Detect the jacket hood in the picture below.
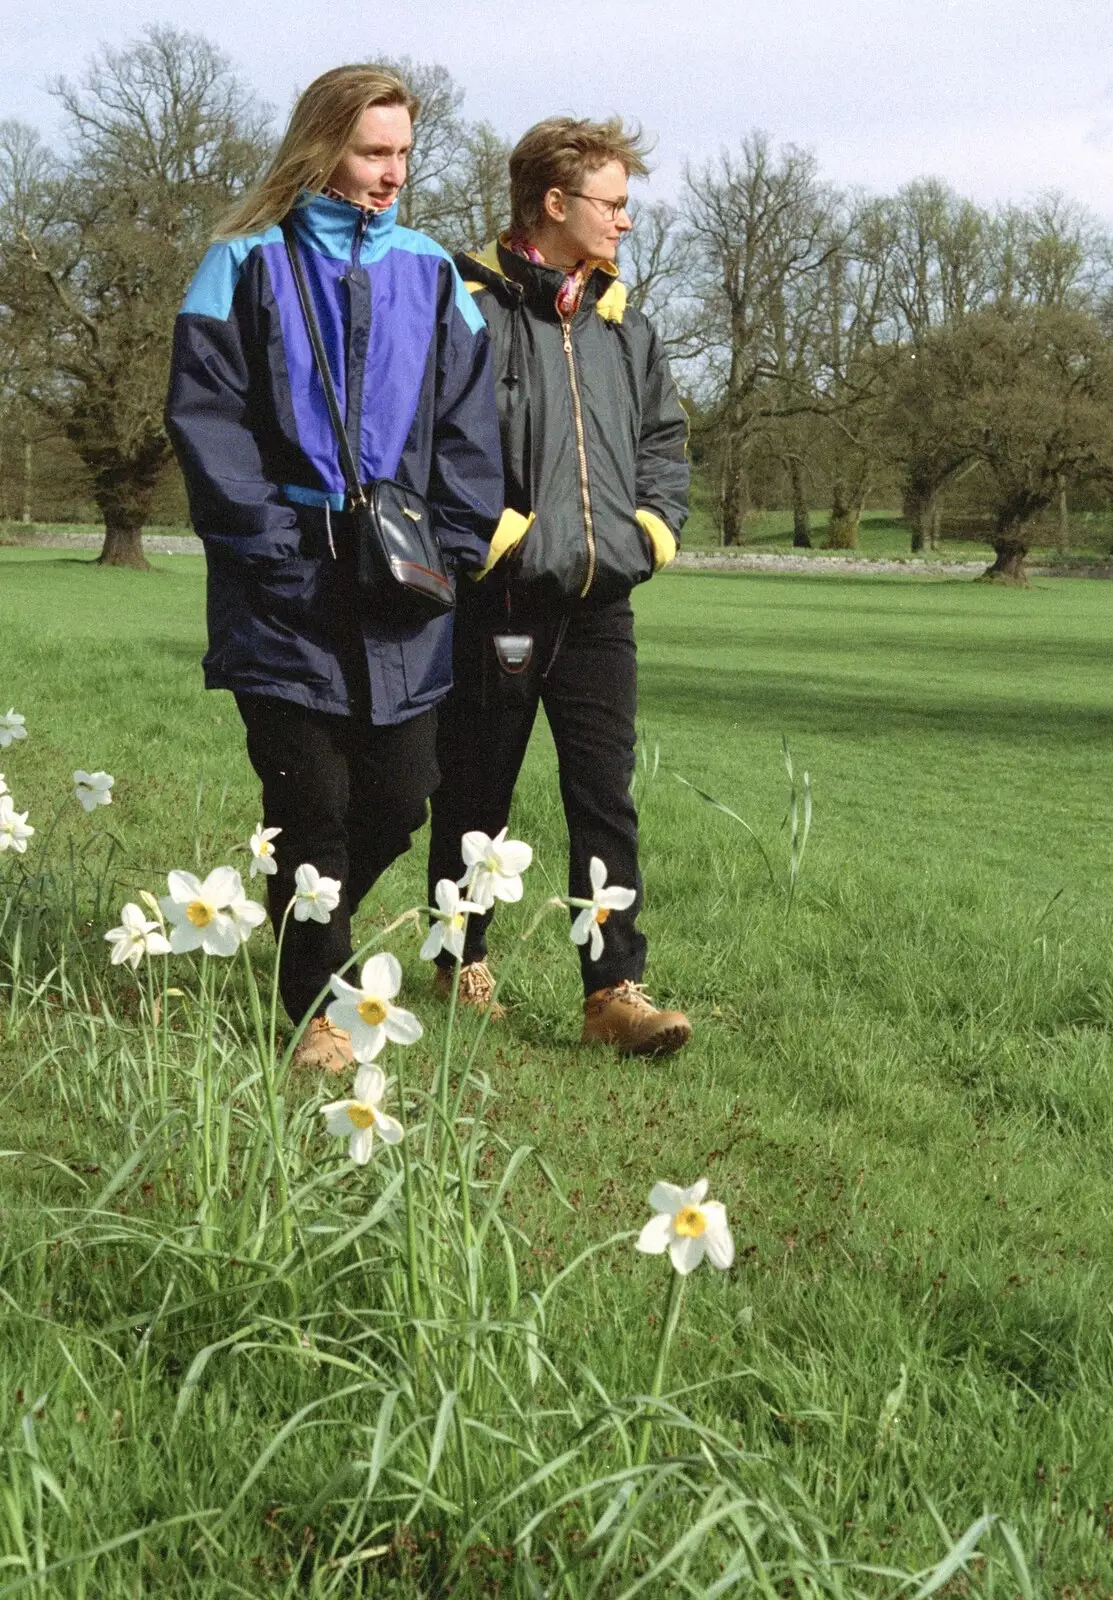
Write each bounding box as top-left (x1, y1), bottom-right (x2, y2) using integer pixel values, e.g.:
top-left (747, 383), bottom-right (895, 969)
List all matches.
top-left (458, 236), bottom-right (628, 323)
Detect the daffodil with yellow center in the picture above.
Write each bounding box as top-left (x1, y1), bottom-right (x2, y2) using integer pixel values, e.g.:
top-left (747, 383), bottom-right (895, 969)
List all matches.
top-left (160, 867), bottom-right (264, 957)
top-left (326, 952), bottom-right (423, 1062)
top-left (420, 878), bottom-right (485, 962)
top-left (249, 824), bottom-right (282, 878)
top-left (570, 856), bottom-right (636, 963)
top-left (321, 1065), bottom-right (404, 1164)
top-left (636, 1179), bottom-right (734, 1275)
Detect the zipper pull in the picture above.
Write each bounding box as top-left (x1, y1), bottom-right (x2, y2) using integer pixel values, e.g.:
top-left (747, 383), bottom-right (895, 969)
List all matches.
top-left (561, 317), bottom-right (572, 353)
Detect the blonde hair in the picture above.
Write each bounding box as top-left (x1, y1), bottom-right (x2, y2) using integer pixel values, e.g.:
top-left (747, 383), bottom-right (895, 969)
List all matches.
top-left (217, 64), bottom-right (419, 239)
top-left (508, 116), bottom-right (650, 235)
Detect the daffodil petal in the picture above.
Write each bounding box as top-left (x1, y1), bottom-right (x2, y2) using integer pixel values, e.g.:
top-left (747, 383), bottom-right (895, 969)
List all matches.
top-left (384, 1007), bottom-right (423, 1046)
top-left (601, 887), bottom-right (637, 912)
top-left (322, 1102), bottom-right (356, 1137)
top-left (460, 830), bottom-right (490, 867)
top-left (349, 1126), bottom-right (374, 1165)
top-left (375, 1113), bottom-right (404, 1145)
top-left (636, 1213), bottom-right (672, 1254)
top-left (589, 856), bottom-right (608, 892)
top-left (360, 952), bottom-right (402, 1000)
top-left (570, 907), bottom-right (594, 946)
top-left (668, 1233), bottom-right (706, 1275)
top-left (419, 924), bottom-right (444, 961)
top-left (496, 841), bottom-right (533, 875)
top-left (688, 1178), bottom-right (710, 1205)
top-left (201, 865), bottom-right (242, 907)
top-left (167, 870), bottom-right (203, 902)
top-left (703, 1220), bottom-right (735, 1270)
top-left (433, 878), bottom-right (460, 914)
top-left (353, 1064), bottom-right (385, 1103)
top-left (647, 1182), bottom-right (687, 1215)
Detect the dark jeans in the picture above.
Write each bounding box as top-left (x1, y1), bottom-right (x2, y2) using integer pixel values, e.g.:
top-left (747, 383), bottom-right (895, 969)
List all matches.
top-left (236, 693), bottom-right (438, 1024)
top-left (428, 591), bottom-right (646, 994)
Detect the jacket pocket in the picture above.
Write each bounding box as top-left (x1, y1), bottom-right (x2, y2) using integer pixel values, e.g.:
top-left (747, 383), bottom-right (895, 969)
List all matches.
top-left (253, 557), bottom-right (325, 625)
top-left (400, 613), bottom-right (454, 709)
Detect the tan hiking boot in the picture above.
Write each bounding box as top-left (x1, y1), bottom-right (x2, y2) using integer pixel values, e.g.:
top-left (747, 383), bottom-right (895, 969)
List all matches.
top-left (291, 1015), bottom-right (354, 1075)
top-left (581, 981), bottom-right (692, 1058)
top-left (433, 960), bottom-right (505, 1020)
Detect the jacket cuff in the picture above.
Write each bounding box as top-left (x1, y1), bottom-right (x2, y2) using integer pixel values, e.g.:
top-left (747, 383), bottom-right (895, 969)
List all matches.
top-left (472, 508), bottom-right (535, 581)
top-left (637, 508), bottom-right (677, 570)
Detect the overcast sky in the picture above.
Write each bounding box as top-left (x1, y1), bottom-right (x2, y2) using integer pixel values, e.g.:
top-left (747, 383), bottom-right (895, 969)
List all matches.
top-left (4, 0), bottom-right (1113, 222)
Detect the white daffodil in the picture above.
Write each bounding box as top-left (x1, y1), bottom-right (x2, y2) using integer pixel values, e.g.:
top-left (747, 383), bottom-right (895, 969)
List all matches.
top-left (460, 827), bottom-right (533, 911)
top-left (293, 862), bottom-right (341, 923)
top-left (0, 795), bottom-right (34, 854)
top-left (420, 878), bottom-right (484, 962)
top-left (0, 774), bottom-right (7, 797)
top-left (73, 770), bottom-right (114, 813)
top-left (636, 1179), bottom-right (735, 1276)
top-left (249, 824), bottom-right (281, 877)
top-left (160, 866), bottom-right (254, 957)
top-left (320, 1064), bottom-right (404, 1165)
top-left (0, 710), bottom-right (26, 750)
top-left (104, 903), bottom-right (173, 969)
top-left (326, 952), bottom-right (422, 1061)
top-left (569, 856), bottom-right (637, 963)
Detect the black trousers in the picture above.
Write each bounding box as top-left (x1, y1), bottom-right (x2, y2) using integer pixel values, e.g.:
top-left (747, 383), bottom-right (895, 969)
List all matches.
top-left (236, 693), bottom-right (438, 1024)
top-left (427, 591), bottom-right (646, 994)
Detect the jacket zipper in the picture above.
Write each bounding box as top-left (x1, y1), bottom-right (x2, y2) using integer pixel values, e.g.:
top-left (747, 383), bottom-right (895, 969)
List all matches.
top-left (560, 314), bottom-right (596, 596)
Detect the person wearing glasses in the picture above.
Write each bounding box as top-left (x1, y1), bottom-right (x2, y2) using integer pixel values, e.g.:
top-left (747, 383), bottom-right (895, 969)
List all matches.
top-left (427, 116), bottom-right (692, 1057)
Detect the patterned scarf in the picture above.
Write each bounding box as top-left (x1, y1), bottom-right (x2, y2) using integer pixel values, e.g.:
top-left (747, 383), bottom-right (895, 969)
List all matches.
top-left (505, 233), bottom-right (612, 319)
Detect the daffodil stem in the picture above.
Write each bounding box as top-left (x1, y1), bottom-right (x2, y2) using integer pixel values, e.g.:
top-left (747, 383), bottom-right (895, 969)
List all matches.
top-left (634, 1271), bottom-right (686, 1469)
top-left (394, 1052), bottom-right (423, 1355)
top-left (270, 897), bottom-right (296, 1067)
top-left (240, 941), bottom-right (293, 1262)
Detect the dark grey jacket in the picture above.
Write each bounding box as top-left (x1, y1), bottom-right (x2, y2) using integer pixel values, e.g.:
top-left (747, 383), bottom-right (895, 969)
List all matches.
top-left (458, 238), bottom-right (689, 608)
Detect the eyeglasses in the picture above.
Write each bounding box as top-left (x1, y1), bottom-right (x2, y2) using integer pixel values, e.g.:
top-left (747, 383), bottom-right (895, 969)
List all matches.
top-left (564, 190), bottom-right (630, 221)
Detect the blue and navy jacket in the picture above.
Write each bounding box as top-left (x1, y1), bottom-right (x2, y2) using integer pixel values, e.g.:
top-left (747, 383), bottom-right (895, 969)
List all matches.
top-left (165, 191), bottom-right (504, 723)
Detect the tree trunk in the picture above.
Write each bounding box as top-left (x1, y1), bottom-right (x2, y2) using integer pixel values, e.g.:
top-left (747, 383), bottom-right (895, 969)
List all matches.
top-left (21, 437), bottom-right (32, 525)
top-left (931, 501), bottom-right (943, 549)
top-left (1056, 475), bottom-right (1069, 552)
top-left (824, 476), bottom-right (860, 549)
top-left (94, 487), bottom-right (153, 570)
top-left (906, 486), bottom-right (937, 554)
top-left (720, 436), bottom-right (748, 546)
top-left (789, 458), bottom-right (811, 547)
top-left (979, 522), bottom-right (1030, 586)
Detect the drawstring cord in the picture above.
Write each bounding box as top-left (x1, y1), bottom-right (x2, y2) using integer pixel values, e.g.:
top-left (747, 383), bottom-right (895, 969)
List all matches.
top-left (324, 501), bottom-right (337, 560)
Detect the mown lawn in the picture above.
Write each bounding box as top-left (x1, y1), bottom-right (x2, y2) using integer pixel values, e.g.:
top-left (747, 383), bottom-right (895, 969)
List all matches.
top-left (2, 547), bottom-right (1113, 1595)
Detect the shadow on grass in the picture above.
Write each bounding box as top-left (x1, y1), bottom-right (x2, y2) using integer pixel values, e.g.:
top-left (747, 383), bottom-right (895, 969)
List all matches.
top-left (640, 661), bottom-right (1113, 745)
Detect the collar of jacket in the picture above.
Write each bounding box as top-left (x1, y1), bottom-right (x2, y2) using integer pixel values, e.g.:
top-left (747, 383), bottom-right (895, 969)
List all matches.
top-left (288, 189), bottom-right (400, 263)
top-left (459, 235), bottom-right (628, 324)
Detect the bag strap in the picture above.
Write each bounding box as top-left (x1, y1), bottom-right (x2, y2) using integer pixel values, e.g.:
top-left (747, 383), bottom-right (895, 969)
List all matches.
top-left (281, 215), bottom-right (366, 510)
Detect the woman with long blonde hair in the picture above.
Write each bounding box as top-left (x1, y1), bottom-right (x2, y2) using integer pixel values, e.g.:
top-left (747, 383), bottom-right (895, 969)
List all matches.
top-left (166, 64), bottom-right (503, 1071)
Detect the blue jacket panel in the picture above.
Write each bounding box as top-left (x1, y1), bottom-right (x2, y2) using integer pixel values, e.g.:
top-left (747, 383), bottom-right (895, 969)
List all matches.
top-left (165, 193), bottom-right (503, 723)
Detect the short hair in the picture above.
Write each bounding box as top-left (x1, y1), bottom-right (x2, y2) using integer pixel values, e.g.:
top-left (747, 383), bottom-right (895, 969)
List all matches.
top-left (218, 64), bottom-right (419, 239)
top-left (508, 117), bottom-right (651, 235)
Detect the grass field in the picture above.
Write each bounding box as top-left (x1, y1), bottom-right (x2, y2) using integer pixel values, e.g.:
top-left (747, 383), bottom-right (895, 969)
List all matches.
top-left (2, 547), bottom-right (1113, 1595)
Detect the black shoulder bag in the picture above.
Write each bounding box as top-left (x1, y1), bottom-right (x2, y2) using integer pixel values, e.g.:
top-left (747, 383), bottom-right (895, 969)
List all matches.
top-left (281, 217), bottom-right (454, 622)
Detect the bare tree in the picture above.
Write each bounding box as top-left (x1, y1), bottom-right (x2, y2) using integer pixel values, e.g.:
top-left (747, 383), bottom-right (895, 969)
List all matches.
top-left (0, 28), bottom-right (271, 567)
top-left (682, 133), bottom-right (839, 544)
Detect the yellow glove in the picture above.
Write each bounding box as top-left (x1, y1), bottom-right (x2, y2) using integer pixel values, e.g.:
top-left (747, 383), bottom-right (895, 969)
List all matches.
top-left (636, 508), bottom-right (677, 570)
top-left (472, 508), bottom-right (535, 580)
